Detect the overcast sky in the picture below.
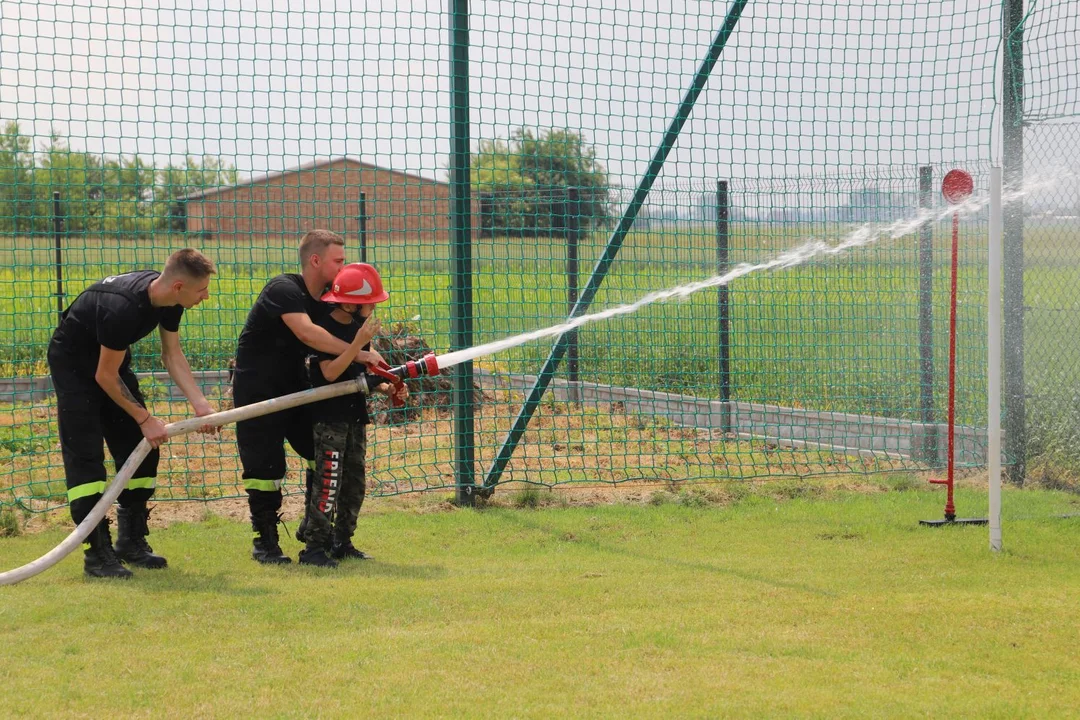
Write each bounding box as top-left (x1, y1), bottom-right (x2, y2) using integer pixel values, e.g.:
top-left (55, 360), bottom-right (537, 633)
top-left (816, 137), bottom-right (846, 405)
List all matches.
top-left (1, 0), bottom-right (1076, 189)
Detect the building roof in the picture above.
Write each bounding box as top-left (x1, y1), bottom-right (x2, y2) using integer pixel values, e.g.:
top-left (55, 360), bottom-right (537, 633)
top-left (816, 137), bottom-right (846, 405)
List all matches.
top-left (178, 156), bottom-right (446, 201)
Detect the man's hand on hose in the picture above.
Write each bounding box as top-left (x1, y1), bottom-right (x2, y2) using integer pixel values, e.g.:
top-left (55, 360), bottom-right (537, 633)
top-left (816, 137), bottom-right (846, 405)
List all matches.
top-left (193, 399), bottom-right (218, 435)
top-left (139, 413), bottom-right (169, 448)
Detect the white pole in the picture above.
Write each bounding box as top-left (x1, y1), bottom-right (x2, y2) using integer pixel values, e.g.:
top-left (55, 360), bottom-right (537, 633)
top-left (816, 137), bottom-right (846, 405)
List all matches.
top-left (988, 167), bottom-right (1003, 552)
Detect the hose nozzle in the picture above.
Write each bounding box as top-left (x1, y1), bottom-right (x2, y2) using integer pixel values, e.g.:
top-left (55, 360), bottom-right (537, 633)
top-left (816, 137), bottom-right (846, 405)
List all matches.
top-left (387, 353), bottom-right (440, 381)
top-left (367, 354), bottom-right (440, 407)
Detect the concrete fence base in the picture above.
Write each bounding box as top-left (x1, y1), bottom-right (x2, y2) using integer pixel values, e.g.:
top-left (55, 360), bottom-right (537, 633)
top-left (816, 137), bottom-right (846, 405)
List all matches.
top-left (471, 371), bottom-right (994, 466)
top-left (2, 369), bottom-right (994, 465)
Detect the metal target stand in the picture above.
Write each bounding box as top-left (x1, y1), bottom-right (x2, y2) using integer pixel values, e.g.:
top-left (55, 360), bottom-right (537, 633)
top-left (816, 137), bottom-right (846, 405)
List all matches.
top-left (920, 169), bottom-right (989, 528)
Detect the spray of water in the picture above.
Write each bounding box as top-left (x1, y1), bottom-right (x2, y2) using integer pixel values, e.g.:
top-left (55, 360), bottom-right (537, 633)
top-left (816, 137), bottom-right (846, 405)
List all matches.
top-left (434, 177), bottom-right (1056, 370)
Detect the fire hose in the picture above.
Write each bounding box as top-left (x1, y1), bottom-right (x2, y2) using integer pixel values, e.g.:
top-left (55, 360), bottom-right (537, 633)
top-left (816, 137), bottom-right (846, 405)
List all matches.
top-left (0, 354), bottom-right (440, 587)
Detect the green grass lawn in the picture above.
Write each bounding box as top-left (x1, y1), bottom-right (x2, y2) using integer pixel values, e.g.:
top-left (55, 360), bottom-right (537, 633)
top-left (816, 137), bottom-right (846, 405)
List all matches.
top-left (1, 484), bottom-right (1078, 717)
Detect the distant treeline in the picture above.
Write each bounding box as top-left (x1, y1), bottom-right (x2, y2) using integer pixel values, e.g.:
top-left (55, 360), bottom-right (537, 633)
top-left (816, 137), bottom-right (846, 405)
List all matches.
top-left (0, 121), bottom-right (236, 237)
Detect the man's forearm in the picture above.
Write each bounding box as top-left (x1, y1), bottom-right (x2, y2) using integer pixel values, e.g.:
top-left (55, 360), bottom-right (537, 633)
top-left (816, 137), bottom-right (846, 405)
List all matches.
top-left (162, 348), bottom-right (209, 408)
top-left (299, 324), bottom-right (352, 356)
top-left (96, 372), bottom-right (148, 421)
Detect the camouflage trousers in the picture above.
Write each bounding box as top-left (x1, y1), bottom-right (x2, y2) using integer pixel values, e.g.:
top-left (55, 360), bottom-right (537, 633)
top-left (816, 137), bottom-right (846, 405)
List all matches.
top-left (299, 422), bottom-right (367, 549)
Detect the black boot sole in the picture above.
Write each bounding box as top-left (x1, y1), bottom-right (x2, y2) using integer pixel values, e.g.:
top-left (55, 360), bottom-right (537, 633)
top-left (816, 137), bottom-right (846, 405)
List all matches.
top-left (118, 555), bottom-right (169, 570)
top-left (298, 557), bottom-right (339, 569)
top-left (84, 567), bottom-right (134, 579)
top-left (298, 560), bottom-right (339, 568)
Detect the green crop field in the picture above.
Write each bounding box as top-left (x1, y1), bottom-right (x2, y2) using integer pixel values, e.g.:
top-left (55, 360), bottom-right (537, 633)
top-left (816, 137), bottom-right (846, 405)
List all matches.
top-left (3, 221), bottom-right (1079, 512)
top-left (0, 224), bottom-right (1007, 421)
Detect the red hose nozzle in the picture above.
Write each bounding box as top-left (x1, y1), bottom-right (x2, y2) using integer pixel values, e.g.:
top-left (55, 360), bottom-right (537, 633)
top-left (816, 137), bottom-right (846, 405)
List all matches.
top-left (390, 353), bottom-right (440, 380)
top-left (368, 354), bottom-right (440, 407)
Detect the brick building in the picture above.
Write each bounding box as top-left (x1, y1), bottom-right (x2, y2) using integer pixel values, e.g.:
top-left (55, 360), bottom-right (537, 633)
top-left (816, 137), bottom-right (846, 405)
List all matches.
top-left (179, 157), bottom-right (460, 244)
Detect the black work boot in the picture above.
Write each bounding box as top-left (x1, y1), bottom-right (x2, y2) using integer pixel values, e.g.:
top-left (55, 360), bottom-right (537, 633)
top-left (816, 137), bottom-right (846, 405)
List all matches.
top-left (252, 512), bottom-right (292, 565)
top-left (84, 520), bottom-right (133, 580)
top-left (330, 541), bottom-right (371, 561)
top-left (298, 545), bottom-right (338, 568)
top-left (114, 504), bottom-right (168, 569)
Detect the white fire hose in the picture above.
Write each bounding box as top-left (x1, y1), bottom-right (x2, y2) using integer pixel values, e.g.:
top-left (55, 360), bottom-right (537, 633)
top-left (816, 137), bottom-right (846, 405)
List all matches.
top-left (0, 353), bottom-right (441, 587)
top-left (0, 375), bottom-right (373, 586)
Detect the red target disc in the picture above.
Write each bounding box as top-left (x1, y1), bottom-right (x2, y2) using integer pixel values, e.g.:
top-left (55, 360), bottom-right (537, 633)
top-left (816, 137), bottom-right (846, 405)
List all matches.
top-left (941, 169), bottom-right (974, 205)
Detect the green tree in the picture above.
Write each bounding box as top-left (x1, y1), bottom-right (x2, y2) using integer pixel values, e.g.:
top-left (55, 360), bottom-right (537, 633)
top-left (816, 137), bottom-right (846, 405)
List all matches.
top-left (4, 124), bottom-right (237, 237)
top-left (472, 128), bottom-right (609, 237)
top-left (153, 157), bottom-right (237, 231)
top-left (0, 121), bottom-right (36, 236)
top-left (98, 156), bottom-right (156, 236)
top-left (33, 138), bottom-right (162, 238)
top-left (31, 134), bottom-right (109, 236)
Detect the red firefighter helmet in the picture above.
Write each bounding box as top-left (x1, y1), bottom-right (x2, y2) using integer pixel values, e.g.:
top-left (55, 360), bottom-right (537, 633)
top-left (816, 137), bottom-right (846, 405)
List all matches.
top-left (321, 263), bottom-right (389, 305)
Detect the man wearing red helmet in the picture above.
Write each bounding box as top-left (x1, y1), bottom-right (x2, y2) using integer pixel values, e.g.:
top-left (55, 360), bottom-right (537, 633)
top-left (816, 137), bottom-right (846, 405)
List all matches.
top-left (233, 230), bottom-right (385, 565)
top-left (295, 263), bottom-right (407, 567)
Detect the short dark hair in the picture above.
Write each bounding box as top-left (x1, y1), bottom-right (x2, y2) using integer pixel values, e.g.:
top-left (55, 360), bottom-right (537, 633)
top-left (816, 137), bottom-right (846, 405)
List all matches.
top-left (163, 248), bottom-right (216, 280)
top-left (298, 229), bottom-right (345, 266)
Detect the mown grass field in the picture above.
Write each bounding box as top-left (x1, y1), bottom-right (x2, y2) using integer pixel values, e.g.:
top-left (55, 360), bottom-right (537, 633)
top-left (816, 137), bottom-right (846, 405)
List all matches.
top-left (1, 482), bottom-right (1078, 717)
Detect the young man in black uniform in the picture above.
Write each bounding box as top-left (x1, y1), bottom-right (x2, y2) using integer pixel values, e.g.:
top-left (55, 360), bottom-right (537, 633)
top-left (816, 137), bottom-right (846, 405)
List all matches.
top-left (48, 249), bottom-right (217, 579)
top-left (298, 263), bottom-right (407, 568)
top-left (233, 229), bottom-right (384, 564)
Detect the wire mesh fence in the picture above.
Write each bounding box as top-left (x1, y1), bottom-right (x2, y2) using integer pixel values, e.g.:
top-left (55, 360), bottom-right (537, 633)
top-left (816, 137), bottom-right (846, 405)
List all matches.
top-left (1013, 0), bottom-right (1080, 481)
top-left (0, 0), bottom-right (1075, 512)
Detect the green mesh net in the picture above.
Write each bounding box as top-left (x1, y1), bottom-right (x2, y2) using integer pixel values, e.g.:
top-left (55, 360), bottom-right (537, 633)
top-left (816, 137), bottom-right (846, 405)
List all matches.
top-left (0, 0), bottom-right (1074, 512)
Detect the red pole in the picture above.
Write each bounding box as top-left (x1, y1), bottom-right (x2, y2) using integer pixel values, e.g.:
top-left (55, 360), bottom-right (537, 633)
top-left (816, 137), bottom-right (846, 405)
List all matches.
top-left (945, 210), bottom-right (959, 520)
top-left (925, 169), bottom-right (973, 525)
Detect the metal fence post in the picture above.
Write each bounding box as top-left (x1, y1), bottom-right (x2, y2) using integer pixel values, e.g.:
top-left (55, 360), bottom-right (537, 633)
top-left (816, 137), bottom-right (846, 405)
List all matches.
top-left (566, 187), bottom-right (580, 404)
top-left (358, 191), bottom-right (367, 264)
top-left (716, 180), bottom-right (732, 434)
top-left (52, 191), bottom-right (65, 321)
top-left (1002, 0), bottom-right (1026, 484)
top-left (917, 165), bottom-right (936, 463)
top-left (449, 0), bottom-right (475, 505)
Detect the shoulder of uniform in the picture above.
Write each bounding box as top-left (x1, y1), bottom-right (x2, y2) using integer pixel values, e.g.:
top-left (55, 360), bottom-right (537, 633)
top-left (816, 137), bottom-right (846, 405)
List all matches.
top-left (260, 274), bottom-right (292, 292)
top-left (269, 273), bottom-right (305, 288)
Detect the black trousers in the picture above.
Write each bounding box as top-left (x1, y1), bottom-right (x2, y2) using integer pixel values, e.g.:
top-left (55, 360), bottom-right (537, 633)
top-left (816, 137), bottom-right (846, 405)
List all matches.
top-left (233, 372), bottom-right (316, 515)
top-left (49, 351), bottom-right (158, 525)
